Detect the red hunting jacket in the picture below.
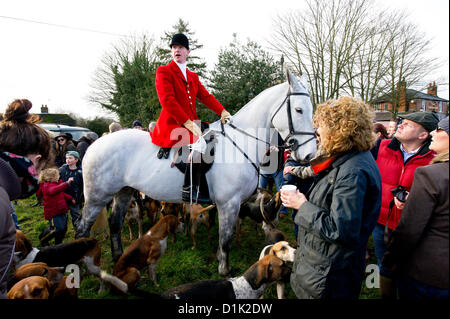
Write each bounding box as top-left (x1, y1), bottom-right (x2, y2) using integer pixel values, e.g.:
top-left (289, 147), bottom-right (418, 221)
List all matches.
top-left (36, 181), bottom-right (72, 220)
top-left (151, 61), bottom-right (225, 148)
top-left (376, 138), bottom-right (435, 230)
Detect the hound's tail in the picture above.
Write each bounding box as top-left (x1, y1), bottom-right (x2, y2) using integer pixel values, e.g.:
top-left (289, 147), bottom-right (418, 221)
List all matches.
top-left (100, 271), bottom-right (128, 294)
top-left (82, 255), bottom-right (128, 293)
top-left (198, 204), bottom-right (216, 214)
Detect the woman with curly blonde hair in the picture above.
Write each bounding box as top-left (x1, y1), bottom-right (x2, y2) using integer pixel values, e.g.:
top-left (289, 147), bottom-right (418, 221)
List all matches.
top-left (281, 96), bottom-right (382, 299)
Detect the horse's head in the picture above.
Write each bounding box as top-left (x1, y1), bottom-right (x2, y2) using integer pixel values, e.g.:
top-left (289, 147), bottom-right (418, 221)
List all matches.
top-left (271, 70), bottom-right (317, 163)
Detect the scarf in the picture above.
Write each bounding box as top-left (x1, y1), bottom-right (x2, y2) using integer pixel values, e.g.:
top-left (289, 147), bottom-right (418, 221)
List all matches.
top-left (0, 151), bottom-right (40, 199)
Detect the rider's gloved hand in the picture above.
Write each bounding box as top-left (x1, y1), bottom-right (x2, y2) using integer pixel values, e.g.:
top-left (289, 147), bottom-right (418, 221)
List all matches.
top-left (220, 110), bottom-right (231, 124)
top-left (183, 119), bottom-right (202, 137)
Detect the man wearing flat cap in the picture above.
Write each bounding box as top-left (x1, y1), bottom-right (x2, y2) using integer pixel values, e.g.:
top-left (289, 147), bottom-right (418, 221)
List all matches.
top-left (151, 33), bottom-right (230, 203)
top-left (372, 111), bottom-right (440, 299)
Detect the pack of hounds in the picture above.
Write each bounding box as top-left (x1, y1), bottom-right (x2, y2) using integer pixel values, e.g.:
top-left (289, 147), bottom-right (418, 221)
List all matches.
top-left (8, 188), bottom-right (297, 299)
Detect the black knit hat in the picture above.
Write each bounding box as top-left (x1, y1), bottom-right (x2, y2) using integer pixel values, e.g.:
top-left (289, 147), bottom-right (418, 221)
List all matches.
top-left (132, 120), bottom-right (142, 128)
top-left (399, 111), bottom-right (439, 132)
top-left (170, 33), bottom-right (189, 50)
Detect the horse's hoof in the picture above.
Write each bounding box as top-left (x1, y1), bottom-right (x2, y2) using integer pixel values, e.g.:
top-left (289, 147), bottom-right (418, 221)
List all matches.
top-left (218, 264), bottom-right (230, 276)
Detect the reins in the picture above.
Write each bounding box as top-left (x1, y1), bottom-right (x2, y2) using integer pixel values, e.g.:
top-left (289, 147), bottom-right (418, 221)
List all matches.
top-left (216, 89), bottom-right (316, 177)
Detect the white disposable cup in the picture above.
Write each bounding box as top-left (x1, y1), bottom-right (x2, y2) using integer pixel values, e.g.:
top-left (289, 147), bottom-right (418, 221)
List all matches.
top-left (281, 185), bottom-right (297, 193)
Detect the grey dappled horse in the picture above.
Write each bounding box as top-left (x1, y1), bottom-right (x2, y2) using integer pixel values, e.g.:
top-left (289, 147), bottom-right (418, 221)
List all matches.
top-left (76, 71), bottom-right (316, 276)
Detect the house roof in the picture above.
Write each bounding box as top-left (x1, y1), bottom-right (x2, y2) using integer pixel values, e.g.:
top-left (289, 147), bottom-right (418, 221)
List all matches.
top-left (373, 89), bottom-right (449, 104)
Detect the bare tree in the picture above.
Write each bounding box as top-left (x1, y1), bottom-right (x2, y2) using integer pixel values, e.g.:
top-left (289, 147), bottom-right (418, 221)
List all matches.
top-left (269, 0), bottom-right (439, 114)
top-left (270, 0), bottom-right (372, 106)
top-left (86, 34), bottom-right (161, 125)
top-left (382, 20), bottom-right (438, 118)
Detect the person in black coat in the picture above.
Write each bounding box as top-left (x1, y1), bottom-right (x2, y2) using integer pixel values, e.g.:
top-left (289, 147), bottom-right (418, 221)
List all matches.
top-left (281, 97), bottom-right (382, 299)
top-left (0, 99), bottom-right (53, 298)
top-left (76, 132), bottom-right (98, 162)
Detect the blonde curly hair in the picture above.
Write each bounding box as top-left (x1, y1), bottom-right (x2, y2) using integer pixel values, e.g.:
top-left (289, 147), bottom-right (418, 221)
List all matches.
top-left (39, 167), bottom-right (60, 183)
top-left (313, 96), bottom-right (376, 157)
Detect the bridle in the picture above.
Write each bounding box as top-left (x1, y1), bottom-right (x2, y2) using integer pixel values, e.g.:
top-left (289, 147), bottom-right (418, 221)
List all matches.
top-left (269, 90), bottom-right (316, 151)
top-left (219, 89), bottom-right (316, 173)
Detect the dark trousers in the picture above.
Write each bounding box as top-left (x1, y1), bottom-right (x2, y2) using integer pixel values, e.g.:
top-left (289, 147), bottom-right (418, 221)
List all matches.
top-left (68, 204), bottom-right (80, 230)
top-left (397, 273), bottom-right (449, 300)
top-left (40, 214), bottom-right (67, 246)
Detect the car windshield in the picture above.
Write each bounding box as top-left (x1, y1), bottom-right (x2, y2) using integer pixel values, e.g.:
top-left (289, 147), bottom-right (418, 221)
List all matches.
top-left (66, 130), bottom-right (89, 141)
top-left (38, 124), bottom-right (92, 142)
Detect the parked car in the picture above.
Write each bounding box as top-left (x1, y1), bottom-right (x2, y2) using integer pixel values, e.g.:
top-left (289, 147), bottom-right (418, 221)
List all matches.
top-left (38, 123), bottom-right (94, 142)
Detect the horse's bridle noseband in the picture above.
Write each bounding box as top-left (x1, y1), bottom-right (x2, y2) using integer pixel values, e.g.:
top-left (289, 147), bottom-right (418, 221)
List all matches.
top-left (270, 91), bottom-right (316, 151)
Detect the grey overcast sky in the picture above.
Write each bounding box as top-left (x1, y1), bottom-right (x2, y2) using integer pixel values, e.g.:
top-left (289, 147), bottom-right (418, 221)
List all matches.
top-left (0, 0), bottom-right (448, 120)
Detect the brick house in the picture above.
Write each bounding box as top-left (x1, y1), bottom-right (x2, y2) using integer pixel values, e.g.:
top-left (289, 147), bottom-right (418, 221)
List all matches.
top-left (372, 81), bottom-right (448, 116)
top-left (35, 104), bottom-right (77, 126)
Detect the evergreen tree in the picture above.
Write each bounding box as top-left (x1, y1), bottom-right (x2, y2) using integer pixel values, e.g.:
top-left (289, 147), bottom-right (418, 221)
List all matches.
top-left (156, 18), bottom-right (207, 78)
top-left (208, 34), bottom-right (283, 115)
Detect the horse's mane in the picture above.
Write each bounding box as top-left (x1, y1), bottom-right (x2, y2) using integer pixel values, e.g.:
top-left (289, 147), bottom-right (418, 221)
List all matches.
top-left (232, 76), bottom-right (309, 119)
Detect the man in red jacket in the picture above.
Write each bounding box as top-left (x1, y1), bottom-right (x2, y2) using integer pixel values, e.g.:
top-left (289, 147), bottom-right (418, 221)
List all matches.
top-left (151, 33), bottom-right (230, 203)
top-left (373, 111), bottom-right (439, 299)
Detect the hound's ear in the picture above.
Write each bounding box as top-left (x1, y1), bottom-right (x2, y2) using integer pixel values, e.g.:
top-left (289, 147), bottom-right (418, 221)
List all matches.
top-left (41, 267), bottom-right (49, 277)
top-left (275, 192), bottom-right (281, 206)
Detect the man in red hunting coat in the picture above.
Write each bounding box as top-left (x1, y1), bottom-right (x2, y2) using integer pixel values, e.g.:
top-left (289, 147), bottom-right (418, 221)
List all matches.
top-left (151, 33), bottom-right (231, 203)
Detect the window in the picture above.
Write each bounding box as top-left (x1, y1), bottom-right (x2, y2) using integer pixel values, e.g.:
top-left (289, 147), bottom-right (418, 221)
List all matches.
top-left (439, 102), bottom-right (442, 112)
top-left (384, 104), bottom-right (388, 111)
top-left (422, 101), bottom-right (426, 111)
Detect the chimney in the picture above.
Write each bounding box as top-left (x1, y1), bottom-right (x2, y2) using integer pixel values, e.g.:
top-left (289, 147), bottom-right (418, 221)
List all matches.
top-left (397, 78), bottom-right (407, 111)
top-left (41, 104), bottom-right (48, 113)
top-left (427, 82), bottom-right (437, 97)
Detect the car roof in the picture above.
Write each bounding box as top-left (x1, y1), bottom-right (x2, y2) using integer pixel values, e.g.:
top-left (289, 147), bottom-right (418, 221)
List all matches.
top-left (38, 123), bottom-right (89, 131)
top-left (38, 123), bottom-right (92, 141)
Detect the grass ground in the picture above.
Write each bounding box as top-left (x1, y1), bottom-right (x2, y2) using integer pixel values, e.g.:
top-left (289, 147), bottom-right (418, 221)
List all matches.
top-left (12, 194), bottom-right (380, 299)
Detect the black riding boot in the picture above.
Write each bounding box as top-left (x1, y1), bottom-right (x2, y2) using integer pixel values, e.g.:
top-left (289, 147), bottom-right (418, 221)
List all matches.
top-left (182, 162), bottom-right (211, 204)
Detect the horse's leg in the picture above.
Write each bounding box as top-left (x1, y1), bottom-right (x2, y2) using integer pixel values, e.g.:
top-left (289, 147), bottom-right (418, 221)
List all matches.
top-left (76, 198), bottom-right (112, 239)
top-left (109, 187), bottom-right (134, 261)
top-left (216, 199), bottom-right (240, 276)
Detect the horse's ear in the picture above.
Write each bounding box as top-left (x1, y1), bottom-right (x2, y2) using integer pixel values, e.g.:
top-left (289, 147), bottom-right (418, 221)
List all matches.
top-left (286, 68), bottom-right (292, 85)
top-left (286, 68), bottom-right (300, 91)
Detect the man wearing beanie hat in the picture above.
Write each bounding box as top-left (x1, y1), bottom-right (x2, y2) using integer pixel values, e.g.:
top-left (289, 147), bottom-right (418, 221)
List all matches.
top-left (59, 150), bottom-right (83, 230)
top-left (372, 111), bottom-right (439, 299)
top-left (151, 32), bottom-right (231, 204)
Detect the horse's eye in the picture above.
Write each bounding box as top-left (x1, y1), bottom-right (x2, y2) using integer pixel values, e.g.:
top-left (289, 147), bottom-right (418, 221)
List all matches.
top-left (295, 107), bottom-right (303, 114)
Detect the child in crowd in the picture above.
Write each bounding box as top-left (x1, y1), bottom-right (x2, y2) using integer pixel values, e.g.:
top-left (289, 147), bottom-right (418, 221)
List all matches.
top-left (59, 151), bottom-right (83, 230)
top-left (37, 168), bottom-right (74, 246)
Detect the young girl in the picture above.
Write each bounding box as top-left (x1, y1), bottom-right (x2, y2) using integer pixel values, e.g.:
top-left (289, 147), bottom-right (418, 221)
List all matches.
top-left (37, 168), bottom-right (75, 245)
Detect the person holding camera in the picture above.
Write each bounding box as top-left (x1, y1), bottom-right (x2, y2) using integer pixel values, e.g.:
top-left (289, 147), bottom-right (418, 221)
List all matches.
top-left (382, 116), bottom-right (449, 299)
top-left (373, 111), bottom-right (439, 299)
